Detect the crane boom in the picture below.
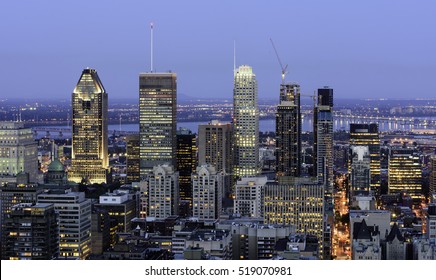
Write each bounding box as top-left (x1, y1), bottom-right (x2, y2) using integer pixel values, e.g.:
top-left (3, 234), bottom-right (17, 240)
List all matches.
top-left (270, 38), bottom-right (288, 84)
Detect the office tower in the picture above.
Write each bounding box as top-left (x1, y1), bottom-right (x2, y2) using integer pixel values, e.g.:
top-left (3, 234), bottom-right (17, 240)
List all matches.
top-left (146, 165), bottom-right (179, 218)
top-left (430, 156), bottom-right (436, 197)
top-left (388, 147), bottom-right (422, 201)
top-left (69, 68), bottom-right (109, 184)
top-left (139, 73), bottom-right (177, 177)
top-left (264, 177), bottom-right (325, 258)
top-left (313, 87), bottom-right (334, 195)
top-left (0, 121), bottom-right (38, 185)
top-left (176, 128), bottom-right (197, 205)
top-left (90, 208), bottom-right (112, 255)
top-left (233, 65), bottom-right (259, 179)
top-left (198, 120), bottom-right (233, 195)
top-left (349, 146), bottom-right (371, 195)
top-left (191, 165), bottom-right (223, 221)
top-left (349, 123), bottom-right (380, 196)
top-left (427, 204), bottom-right (436, 242)
top-left (234, 177), bottom-right (267, 218)
top-left (95, 191), bottom-right (136, 233)
top-left (37, 191), bottom-right (91, 259)
top-left (276, 83), bottom-right (301, 177)
top-left (2, 203), bottom-right (58, 260)
top-left (126, 134), bottom-right (140, 183)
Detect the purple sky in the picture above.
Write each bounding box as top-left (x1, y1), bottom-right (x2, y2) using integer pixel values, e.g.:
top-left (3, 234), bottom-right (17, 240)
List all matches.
top-left (1, 0), bottom-right (435, 100)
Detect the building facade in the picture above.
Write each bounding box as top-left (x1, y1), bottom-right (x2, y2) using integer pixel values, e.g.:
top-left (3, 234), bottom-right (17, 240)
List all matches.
top-left (69, 68), bottom-right (109, 184)
top-left (146, 165), bottom-right (179, 218)
top-left (139, 73), bottom-right (177, 176)
top-left (191, 165), bottom-right (223, 221)
top-left (126, 134), bottom-right (140, 183)
top-left (176, 128), bottom-right (197, 205)
top-left (234, 176), bottom-right (267, 218)
top-left (276, 84), bottom-right (301, 177)
top-left (233, 65), bottom-right (259, 179)
top-left (0, 122), bottom-right (38, 185)
top-left (349, 146), bottom-right (371, 195)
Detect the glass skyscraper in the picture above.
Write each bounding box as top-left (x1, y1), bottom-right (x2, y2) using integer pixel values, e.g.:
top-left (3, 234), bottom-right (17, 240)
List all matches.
top-left (69, 68), bottom-right (109, 184)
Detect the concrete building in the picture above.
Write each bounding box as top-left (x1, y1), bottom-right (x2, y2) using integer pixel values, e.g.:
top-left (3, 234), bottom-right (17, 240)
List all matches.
top-left (385, 223), bottom-right (407, 260)
top-left (95, 191), bottom-right (136, 233)
top-left (263, 177), bottom-right (325, 258)
top-left (0, 121), bottom-right (38, 185)
top-left (69, 68), bottom-right (109, 184)
top-left (191, 165), bottom-right (223, 221)
top-left (198, 120), bottom-right (233, 195)
top-left (233, 65), bottom-right (259, 179)
top-left (234, 177), bottom-right (267, 218)
top-left (139, 73), bottom-right (177, 176)
top-left (349, 210), bottom-right (391, 242)
top-left (352, 219), bottom-right (382, 260)
top-left (349, 146), bottom-right (371, 195)
top-left (146, 165), bottom-right (179, 218)
top-left (37, 191), bottom-right (91, 259)
top-left (2, 203), bottom-right (58, 260)
top-left (430, 156), bottom-right (436, 197)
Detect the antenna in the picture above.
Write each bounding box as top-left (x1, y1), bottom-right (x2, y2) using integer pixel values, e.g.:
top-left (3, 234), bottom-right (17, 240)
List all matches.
top-left (150, 22), bottom-right (154, 72)
top-left (270, 38), bottom-right (288, 84)
top-left (233, 40), bottom-right (236, 76)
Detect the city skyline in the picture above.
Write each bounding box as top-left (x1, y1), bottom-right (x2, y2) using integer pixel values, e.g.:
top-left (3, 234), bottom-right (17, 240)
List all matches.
top-left (1, 1), bottom-right (436, 101)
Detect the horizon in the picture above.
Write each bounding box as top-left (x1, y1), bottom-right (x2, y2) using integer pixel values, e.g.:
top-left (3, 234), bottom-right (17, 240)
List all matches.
top-left (1, 1), bottom-right (436, 100)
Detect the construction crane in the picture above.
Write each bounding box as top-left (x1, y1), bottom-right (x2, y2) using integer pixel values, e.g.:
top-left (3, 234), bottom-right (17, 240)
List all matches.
top-left (270, 38), bottom-right (288, 84)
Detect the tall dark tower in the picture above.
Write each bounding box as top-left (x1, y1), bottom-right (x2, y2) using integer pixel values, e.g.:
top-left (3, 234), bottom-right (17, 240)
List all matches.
top-left (69, 68), bottom-right (109, 184)
top-left (314, 87), bottom-right (334, 195)
top-left (276, 83), bottom-right (301, 177)
top-left (139, 73), bottom-right (177, 177)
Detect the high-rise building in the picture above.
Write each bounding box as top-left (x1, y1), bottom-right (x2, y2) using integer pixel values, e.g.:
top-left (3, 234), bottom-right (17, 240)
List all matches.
top-left (349, 124), bottom-right (381, 196)
top-left (233, 65), bottom-right (259, 180)
top-left (0, 121), bottom-right (38, 185)
top-left (313, 87), bottom-right (333, 195)
top-left (388, 147), bottom-right (422, 201)
top-left (198, 120), bottom-right (233, 195)
top-left (95, 191), bottom-right (136, 233)
top-left (2, 203), bottom-right (58, 260)
top-left (191, 165), bottom-right (223, 221)
top-left (126, 134), bottom-right (140, 183)
top-left (430, 156), bottom-right (436, 198)
top-left (69, 68), bottom-right (109, 184)
top-left (349, 146), bottom-right (371, 195)
top-left (37, 191), bottom-right (91, 259)
top-left (264, 177), bottom-right (325, 258)
top-left (276, 83), bottom-right (301, 177)
top-left (176, 128), bottom-right (197, 204)
top-left (139, 73), bottom-right (177, 177)
top-left (146, 165), bottom-right (179, 218)
top-left (234, 177), bottom-right (267, 218)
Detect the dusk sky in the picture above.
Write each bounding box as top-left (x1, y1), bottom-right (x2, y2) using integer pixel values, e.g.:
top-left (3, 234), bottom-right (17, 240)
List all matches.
top-left (1, 0), bottom-right (436, 101)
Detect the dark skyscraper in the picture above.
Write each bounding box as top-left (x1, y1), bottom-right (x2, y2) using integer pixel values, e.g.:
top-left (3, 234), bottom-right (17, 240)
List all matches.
top-left (69, 68), bottom-right (109, 184)
top-left (126, 134), bottom-right (140, 183)
top-left (139, 73), bottom-right (177, 177)
top-left (314, 87), bottom-right (334, 195)
top-left (176, 128), bottom-right (197, 205)
top-left (276, 83), bottom-right (301, 177)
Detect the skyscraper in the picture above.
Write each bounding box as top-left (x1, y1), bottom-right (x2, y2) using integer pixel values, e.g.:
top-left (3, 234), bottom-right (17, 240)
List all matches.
top-left (198, 120), bottom-right (233, 195)
top-left (430, 156), bottom-right (436, 197)
top-left (139, 73), bottom-right (177, 177)
top-left (126, 134), bottom-right (140, 183)
top-left (69, 68), bottom-right (109, 184)
top-left (176, 128), bottom-right (197, 204)
top-left (2, 203), bottom-right (58, 260)
top-left (388, 147), bottom-right (422, 201)
top-left (0, 122), bottom-right (38, 185)
top-left (349, 123), bottom-right (381, 196)
top-left (146, 165), bottom-right (179, 218)
top-left (191, 165), bottom-right (223, 221)
top-left (314, 87), bottom-right (334, 195)
top-left (276, 83), bottom-right (301, 177)
top-left (233, 65), bottom-right (259, 180)
top-left (349, 146), bottom-right (371, 195)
